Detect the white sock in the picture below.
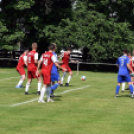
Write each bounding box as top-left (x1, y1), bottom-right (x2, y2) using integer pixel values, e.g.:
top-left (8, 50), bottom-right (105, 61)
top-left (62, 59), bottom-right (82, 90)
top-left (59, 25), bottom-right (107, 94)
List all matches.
top-left (25, 83), bottom-right (30, 92)
top-left (122, 83), bottom-right (126, 91)
top-left (39, 87), bottom-right (46, 101)
top-left (46, 86), bottom-right (51, 100)
top-left (17, 80), bottom-right (23, 86)
top-left (61, 72), bottom-right (66, 84)
top-left (38, 82), bottom-right (42, 92)
top-left (61, 77), bottom-right (64, 84)
top-left (67, 75), bottom-right (72, 83)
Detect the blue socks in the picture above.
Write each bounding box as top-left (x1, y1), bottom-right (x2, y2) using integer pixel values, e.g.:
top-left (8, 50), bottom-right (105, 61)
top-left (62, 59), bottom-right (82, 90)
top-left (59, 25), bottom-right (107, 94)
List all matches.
top-left (51, 83), bottom-right (59, 94)
top-left (129, 85), bottom-right (133, 94)
top-left (115, 85), bottom-right (120, 94)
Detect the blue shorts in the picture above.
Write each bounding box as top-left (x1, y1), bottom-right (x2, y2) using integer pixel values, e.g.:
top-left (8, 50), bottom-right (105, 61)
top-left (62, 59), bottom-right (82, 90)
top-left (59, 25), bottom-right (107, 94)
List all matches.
top-left (118, 75), bottom-right (131, 83)
top-left (51, 74), bottom-right (60, 82)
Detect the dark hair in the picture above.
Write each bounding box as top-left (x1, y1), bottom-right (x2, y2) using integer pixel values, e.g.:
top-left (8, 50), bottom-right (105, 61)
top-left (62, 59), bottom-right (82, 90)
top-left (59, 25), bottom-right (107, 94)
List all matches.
top-left (123, 49), bottom-right (129, 54)
top-left (67, 47), bottom-right (72, 51)
top-left (48, 44), bottom-right (56, 51)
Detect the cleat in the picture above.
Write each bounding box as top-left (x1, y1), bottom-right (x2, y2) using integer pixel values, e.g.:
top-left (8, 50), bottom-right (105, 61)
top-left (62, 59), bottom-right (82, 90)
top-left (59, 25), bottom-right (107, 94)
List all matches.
top-left (50, 94), bottom-right (55, 97)
top-left (115, 95), bottom-right (118, 98)
top-left (125, 88), bottom-right (129, 90)
top-left (37, 91), bottom-right (40, 95)
top-left (65, 83), bottom-right (69, 87)
top-left (47, 98), bottom-right (54, 102)
top-left (15, 85), bottom-right (22, 89)
top-left (38, 100), bottom-right (45, 103)
top-left (25, 92), bottom-right (29, 95)
top-left (131, 94), bottom-right (134, 98)
top-left (20, 85), bottom-right (24, 88)
top-left (121, 90), bottom-right (124, 93)
top-left (60, 84), bottom-right (63, 87)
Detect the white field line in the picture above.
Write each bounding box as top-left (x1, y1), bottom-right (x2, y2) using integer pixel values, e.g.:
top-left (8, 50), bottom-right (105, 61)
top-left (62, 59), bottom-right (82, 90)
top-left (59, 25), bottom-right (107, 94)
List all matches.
top-left (0, 76), bottom-right (20, 81)
top-left (0, 85), bottom-right (90, 107)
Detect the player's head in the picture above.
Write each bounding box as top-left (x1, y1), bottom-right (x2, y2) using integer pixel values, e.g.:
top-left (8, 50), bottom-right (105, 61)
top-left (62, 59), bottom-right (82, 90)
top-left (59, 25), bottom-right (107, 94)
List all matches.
top-left (48, 44), bottom-right (56, 51)
top-left (24, 49), bottom-right (29, 55)
top-left (123, 49), bottom-right (129, 55)
top-left (32, 43), bottom-right (37, 50)
top-left (52, 43), bottom-right (57, 52)
top-left (127, 52), bottom-right (131, 56)
top-left (66, 47), bottom-right (72, 55)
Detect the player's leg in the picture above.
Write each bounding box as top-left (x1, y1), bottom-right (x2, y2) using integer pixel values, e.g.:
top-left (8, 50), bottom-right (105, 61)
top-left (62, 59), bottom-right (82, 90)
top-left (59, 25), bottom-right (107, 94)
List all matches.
top-left (38, 84), bottom-right (47, 103)
top-left (16, 75), bottom-right (26, 88)
top-left (126, 75), bottom-right (133, 97)
top-left (37, 76), bottom-right (42, 95)
top-left (51, 74), bottom-right (60, 96)
top-left (46, 84), bottom-right (54, 102)
top-left (115, 75), bottom-right (122, 97)
top-left (25, 78), bottom-right (32, 95)
top-left (25, 71), bottom-right (32, 94)
top-left (121, 82), bottom-right (126, 92)
top-left (16, 69), bottom-right (26, 88)
top-left (60, 71), bottom-right (67, 86)
top-left (65, 69), bottom-right (73, 87)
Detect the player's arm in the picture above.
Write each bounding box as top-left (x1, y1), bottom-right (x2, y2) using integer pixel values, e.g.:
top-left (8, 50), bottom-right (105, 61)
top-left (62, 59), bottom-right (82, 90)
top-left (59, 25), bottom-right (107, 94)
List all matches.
top-left (24, 56), bottom-right (27, 66)
top-left (127, 64), bottom-right (134, 73)
top-left (116, 59), bottom-right (119, 68)
top-left (58, 53), bottom-right (64, 58)
top-left (36, 55), bottom-right (43, 76)
top-left (52, 55), bottom-right (67, 71)
top-left (34, 53), bottom-right (38, 64)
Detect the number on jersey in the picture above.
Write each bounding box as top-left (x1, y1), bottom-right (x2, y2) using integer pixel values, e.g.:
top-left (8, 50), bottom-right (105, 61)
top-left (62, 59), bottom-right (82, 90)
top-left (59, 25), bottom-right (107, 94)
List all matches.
top-left (44, 59), bottom-right (48, 66)
top-left (28, 57), bottom-right (31, 63)
top-left (121, 59), bottom-right (124, 66)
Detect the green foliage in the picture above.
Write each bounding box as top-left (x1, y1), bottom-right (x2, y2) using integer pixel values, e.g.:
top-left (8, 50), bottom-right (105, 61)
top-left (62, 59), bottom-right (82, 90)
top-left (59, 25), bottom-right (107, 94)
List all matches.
top-left (2, 45), bottom-right (13, 51)
top-left (0, 0), bottom-right (134, 62)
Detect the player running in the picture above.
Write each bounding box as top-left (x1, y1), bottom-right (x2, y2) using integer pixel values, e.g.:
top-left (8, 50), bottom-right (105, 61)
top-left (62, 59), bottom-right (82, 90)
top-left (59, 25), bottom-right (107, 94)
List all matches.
top-left (16, 50), bottom-right (29, 88)
top-left (37, 44), bottom-right (67, 103)
top-left (50, 43), bottom-right (62, 97)
top-left (25, 43), bottom-right (42, 95)
top-left (59, 48), bottom-right (78, 87)
top-left (115, 50), bottom-right (134, 98)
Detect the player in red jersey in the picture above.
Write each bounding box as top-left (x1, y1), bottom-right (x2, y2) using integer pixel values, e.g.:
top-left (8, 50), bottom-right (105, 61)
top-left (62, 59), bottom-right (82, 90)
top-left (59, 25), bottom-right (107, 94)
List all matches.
top-left (16, 50), bottom-right (29, 88)
top-left (37, 44), bottom-right (67, 103)
top-left (59, 48), bottom-right (78, 87)
top-left (25, 43), bottom-right (42, 95)
top-left (122, 52), bottom-right (134, 92)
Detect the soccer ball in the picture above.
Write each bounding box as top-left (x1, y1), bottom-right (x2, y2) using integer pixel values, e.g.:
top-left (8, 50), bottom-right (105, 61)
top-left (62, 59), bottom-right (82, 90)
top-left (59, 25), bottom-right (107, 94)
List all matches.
top-left (81, 76), bottom-right (86, 81)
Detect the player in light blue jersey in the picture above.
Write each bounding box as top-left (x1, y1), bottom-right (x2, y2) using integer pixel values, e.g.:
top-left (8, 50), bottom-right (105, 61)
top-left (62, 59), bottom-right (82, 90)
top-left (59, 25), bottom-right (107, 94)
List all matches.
top-left (115, 50), bottom-right (134, 98)
top-left (50, 43), bottom-right (62, 97)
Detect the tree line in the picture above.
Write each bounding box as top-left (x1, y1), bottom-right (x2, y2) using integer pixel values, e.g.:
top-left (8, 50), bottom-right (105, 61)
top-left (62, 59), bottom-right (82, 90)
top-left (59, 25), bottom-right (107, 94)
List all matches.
top-left (0, 0), bottom-right (134, 62)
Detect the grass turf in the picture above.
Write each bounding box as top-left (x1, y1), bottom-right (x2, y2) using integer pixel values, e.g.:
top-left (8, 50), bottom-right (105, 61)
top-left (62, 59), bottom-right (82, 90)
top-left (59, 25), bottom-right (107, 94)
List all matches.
top-left (0, 68), bottom-right (133, 134)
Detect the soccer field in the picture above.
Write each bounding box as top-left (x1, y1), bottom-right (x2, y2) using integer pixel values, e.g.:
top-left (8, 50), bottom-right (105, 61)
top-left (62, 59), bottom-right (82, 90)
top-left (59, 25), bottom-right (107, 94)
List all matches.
top-left (0, 68), bottom-right (134, 134)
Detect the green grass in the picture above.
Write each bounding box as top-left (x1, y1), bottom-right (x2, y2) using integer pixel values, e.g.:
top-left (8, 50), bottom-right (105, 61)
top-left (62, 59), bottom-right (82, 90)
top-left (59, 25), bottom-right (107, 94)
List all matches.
top-left (0, 68), bottom-right (134, 134)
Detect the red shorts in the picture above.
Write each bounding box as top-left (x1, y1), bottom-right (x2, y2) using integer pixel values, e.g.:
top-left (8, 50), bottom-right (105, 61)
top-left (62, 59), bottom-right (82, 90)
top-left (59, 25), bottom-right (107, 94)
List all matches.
top-left (61, 64), bottom-right (72, 72)
top-left (28, 71), bottom-right (40, 79)
top-left (41, 70), bottom-right (51, 84)
top-left (16, 67), bottom-right (25, 76)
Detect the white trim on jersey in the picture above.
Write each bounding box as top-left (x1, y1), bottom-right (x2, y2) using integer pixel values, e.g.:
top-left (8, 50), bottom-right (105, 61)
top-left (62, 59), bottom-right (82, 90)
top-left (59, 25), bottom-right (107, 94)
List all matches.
top-left (51, 55), bottom-right (57, 63)
top-left (34, 53), bottom-right (38, 60)
top-left (40, 55), bottom-right (43, 61)
top-left (23, 56), bottom-right (27, 61)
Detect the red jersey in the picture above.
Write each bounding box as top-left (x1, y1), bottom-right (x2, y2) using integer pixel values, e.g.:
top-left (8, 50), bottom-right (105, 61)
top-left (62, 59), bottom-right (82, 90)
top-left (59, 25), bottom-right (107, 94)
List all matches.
top-left (62, 52), bottom-right (70, 65)
top-left (128, 56), bottom-right (133, 73)
top-left (27, 51), bottom-right (38, 71)
top-left (16, 53), bottom-right (26, 69)
top-left (41, 52), bottom-right (54, 73)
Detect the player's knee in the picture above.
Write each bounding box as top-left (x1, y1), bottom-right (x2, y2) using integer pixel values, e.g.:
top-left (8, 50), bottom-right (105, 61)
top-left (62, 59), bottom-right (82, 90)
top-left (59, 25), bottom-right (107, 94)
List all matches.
top-left (69, 72), bottom-right (73, 76)
top-left (63, 72), bottom-right (66, 78)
